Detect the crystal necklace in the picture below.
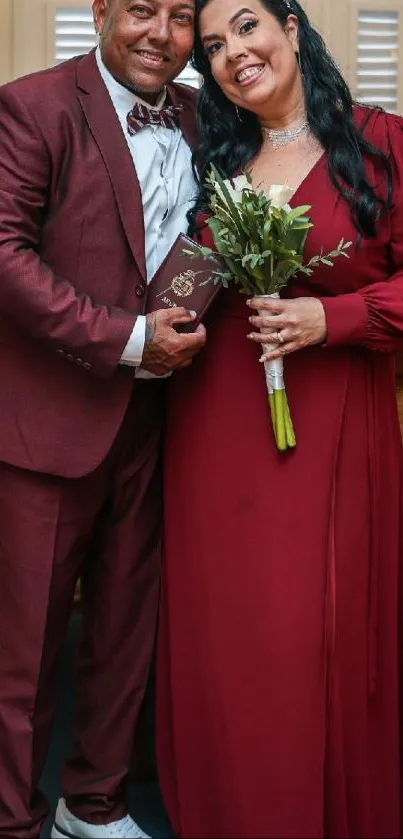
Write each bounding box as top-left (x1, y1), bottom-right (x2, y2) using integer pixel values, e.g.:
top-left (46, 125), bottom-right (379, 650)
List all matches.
top-left (263, 118), bottom-right (309, 151)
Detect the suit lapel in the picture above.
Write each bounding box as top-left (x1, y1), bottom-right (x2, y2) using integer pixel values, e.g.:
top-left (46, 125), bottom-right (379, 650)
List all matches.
top-left (75, 53), bottom-right (199, 281)
top-left (76, 50), bottom-right (146, 279)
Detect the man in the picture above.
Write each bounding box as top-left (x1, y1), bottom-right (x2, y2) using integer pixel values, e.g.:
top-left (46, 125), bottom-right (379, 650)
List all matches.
top-left (0, 1), bottom-right (203, 837)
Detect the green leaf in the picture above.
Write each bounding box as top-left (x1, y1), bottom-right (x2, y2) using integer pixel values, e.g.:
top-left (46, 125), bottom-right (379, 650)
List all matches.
top-left (208, 165), bottom-right (244, 238)
top-left (242, 253), bottom-right (263, 269)
top-left (284, 205), bottom-right (312, 223)
top-left (283, 228), bottom-right (309, 255)
top-left (262, 217), bottom-right (273, 254)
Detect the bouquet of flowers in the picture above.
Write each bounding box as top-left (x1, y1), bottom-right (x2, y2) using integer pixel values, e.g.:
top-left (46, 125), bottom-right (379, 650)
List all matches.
top-left (192, 166), bottom-right (351, 451)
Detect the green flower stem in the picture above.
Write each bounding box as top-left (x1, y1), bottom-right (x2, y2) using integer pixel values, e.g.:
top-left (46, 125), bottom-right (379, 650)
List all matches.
top-left (268, 392), bottom-right (277, 437)
top-left (274, 389), bottom-right (287, 452)
top-left (284, 392), bottom-right (296, 449)
top-left (268, 388), bottom-right (296, 451)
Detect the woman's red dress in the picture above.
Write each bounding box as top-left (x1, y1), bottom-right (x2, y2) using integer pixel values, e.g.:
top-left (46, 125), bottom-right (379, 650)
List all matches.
top-left (156, 109), bottom-right (403, 838)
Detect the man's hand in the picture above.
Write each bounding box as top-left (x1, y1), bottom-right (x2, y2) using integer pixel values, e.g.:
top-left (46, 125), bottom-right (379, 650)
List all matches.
top-left (141, 308), bottom-right (206, 376)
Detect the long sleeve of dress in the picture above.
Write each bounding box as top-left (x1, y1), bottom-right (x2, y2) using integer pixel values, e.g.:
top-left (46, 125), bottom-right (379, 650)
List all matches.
top-left (321, 113), bottom-right (403, 353)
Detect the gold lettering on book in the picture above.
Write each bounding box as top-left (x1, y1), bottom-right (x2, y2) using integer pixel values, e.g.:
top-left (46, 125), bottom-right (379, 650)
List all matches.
top-left (160, 296), bottom-right (176, 307)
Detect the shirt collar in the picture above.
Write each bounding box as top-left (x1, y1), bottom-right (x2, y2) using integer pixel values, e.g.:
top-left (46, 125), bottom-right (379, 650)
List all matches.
top-left (95, 46), bottom-right (168, 112)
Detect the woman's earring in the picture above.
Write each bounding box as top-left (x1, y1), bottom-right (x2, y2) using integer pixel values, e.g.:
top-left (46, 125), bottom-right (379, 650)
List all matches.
top-left (235, 105), bottom-right (243, 123)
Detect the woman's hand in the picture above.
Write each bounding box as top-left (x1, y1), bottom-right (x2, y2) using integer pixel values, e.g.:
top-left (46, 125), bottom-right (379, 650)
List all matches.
top-left (247, 296), bottom-right (327, 361)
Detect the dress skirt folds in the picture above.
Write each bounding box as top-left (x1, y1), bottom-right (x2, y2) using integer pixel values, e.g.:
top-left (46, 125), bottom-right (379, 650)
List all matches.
top-left (156, 109), bottom-right (403, 838)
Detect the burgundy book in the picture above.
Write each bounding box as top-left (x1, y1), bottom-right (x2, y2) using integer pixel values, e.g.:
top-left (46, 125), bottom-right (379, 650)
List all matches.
top-left (145, 233), bottom-right (224, 333)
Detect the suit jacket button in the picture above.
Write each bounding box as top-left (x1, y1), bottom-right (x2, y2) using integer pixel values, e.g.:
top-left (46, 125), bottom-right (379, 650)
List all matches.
top-left (83, 362), bottom-right (91, 370)
top-left (66, 353), bottom-right (74, 362)
top-left (57, 348), bottom-right (64, 355)
top-left (135, 284), bottom-right (146, 297)
top-left (76, 358), bottom-right (83, 366)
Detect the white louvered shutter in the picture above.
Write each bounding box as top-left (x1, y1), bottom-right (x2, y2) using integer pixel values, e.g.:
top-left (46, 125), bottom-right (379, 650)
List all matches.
top-left (356, 9), bottom-right (400, 112)
top-left (53, 7), bottom-right (97, 63)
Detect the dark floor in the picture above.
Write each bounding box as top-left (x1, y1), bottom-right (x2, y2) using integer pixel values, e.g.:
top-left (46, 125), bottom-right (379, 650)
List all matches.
top-left (39, 614), bottom-right (172, 838)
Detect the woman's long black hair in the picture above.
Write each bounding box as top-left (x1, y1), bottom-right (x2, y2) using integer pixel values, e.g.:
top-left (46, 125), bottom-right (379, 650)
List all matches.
top-left (188, 0), bottom-right (392, 238)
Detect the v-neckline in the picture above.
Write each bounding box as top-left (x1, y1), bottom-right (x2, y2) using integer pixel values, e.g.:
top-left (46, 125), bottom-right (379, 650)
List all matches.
top-left (288, 151), bottom-right (326, 206)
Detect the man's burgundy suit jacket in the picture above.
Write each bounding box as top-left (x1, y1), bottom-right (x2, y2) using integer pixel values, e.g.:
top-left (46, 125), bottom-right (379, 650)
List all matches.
top-left (0, 49), bottom-right (198, 478)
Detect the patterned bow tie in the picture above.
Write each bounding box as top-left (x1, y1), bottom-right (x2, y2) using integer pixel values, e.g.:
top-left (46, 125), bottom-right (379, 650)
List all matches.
top-left (127, 101), bottom-right (184, 135)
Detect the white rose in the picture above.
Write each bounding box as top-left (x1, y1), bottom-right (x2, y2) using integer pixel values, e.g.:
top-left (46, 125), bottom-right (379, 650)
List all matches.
top-left (265, 183), bottom-right (295, 209)
top-left (214, 174), bottom-right (250, 206)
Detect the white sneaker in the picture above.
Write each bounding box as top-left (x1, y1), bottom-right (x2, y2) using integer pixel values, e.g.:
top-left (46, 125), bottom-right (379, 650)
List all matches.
top-left (51, 798), bottom-right (151, 838)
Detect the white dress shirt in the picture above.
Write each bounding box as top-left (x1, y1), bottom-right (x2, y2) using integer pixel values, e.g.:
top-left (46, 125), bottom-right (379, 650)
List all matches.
top-left (95, 48), bottom-right (198, 370)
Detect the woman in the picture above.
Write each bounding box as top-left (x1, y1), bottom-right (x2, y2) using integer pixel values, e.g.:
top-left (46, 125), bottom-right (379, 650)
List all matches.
top-left (156, 0), bottom-right (403, 836)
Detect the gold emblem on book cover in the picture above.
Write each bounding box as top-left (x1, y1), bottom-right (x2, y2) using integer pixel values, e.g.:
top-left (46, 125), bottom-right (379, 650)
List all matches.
top-left (157, 269), bottom-right (202, 300)
top-left (171, 270), bottom-right (197, 297)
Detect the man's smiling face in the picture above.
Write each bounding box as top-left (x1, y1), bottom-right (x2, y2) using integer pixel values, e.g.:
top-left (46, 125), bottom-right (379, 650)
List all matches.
top-left (93, 0), bottom-right (195, 103)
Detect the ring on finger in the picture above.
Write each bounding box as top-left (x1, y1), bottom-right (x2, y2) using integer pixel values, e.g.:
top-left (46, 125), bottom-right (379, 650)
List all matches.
top-left (276, 331), bottom-right (285, 345)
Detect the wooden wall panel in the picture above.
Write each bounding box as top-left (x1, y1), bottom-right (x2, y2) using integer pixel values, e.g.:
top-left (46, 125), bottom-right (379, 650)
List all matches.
top-left (0, 0), bottom-right (12, 84)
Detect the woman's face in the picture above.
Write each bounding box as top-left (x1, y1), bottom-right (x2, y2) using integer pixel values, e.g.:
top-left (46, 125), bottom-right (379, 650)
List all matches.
top-left (199, 0), bottom-right (301, 120)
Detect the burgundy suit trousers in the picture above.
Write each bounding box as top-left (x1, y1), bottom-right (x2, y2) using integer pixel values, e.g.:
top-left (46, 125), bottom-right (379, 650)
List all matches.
top-left (0, 381), bottom-right (163, 838)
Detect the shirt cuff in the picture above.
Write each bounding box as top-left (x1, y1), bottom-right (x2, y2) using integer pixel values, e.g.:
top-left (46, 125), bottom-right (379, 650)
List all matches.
top-left (120, 316), bottom-right (146, 367)
top-left (120, 315), bottom-right (171, 379)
